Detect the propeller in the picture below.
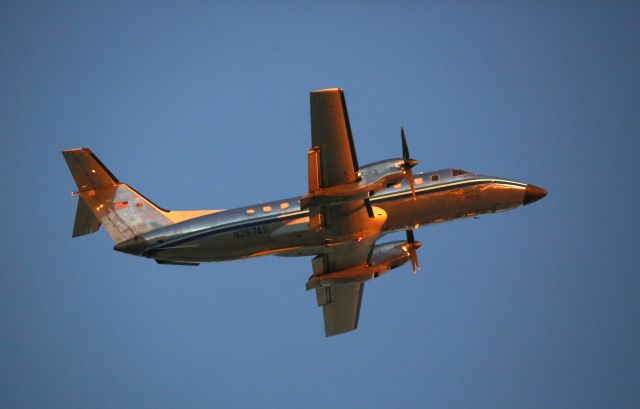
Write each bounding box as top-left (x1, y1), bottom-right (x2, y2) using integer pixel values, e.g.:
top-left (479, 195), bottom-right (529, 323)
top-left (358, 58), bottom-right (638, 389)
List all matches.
top-left (405, 228), bottom-right (422, 274)
top-left (401, 127), bottom-right (418, 199)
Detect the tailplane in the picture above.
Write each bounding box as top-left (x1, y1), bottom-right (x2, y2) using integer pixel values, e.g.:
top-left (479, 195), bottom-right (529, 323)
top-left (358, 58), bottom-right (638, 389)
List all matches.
top-left (62, 148), bottom-right (218, 244)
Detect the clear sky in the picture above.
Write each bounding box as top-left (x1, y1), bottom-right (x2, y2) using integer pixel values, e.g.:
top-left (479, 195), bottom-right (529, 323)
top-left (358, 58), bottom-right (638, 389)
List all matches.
top-left (1, 1), bottom-right (639, 408)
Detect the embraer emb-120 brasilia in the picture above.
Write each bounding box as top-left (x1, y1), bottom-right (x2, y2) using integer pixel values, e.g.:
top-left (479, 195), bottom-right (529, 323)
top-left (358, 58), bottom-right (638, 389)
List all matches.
top-left (63, 88), bottom-right (547, 336)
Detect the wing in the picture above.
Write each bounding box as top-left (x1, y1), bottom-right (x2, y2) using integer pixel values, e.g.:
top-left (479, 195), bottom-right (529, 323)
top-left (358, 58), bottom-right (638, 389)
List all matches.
top-left (306, 88), bottom-right (381, 336)
top-left (312, 239), bottom-right (375, 337)
top-left (307, 88), bottom-right (371, 234)
top-left (310, 88), bottom-right (359, 187)
top-left (316, 281), bottom-right (364, 336)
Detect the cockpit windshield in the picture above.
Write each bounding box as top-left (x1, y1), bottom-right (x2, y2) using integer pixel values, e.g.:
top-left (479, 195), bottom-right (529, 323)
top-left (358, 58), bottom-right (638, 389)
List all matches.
top-left (451, 169), bottom-right (469, 177)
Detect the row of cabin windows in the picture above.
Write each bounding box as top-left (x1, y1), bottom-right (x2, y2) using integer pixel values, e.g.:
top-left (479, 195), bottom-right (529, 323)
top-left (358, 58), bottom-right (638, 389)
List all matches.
top-left (246, 202), bottom-right (290, 215)
top-left (391, 176), bottom-right (428, 189)
top-left (246, 170), bottom-right (471, 214)
top-left (395, 172), bottom-right (467, 187)
top-left (390, 169), bottom-right (469, 189)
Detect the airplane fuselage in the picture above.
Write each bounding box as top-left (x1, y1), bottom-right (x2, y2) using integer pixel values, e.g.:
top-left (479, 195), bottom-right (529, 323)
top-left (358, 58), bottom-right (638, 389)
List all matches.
top-left (115, 169), bottom-right (544, 264)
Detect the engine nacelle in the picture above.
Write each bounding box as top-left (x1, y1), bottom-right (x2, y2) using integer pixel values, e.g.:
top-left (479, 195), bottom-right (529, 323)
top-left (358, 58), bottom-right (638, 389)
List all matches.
top-left (306, 240), bottom-right (411, 290)
top-left (368, 240), bottom-right (412, 270)
top-left (300, 158), bottom-right (407, 208)
top-left (358, 158), bottom-right (407, 189)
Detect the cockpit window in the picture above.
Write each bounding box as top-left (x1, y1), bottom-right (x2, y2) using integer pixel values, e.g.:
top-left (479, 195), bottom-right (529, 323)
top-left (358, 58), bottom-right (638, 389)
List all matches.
top-left (451, 169), bottom-right (469, 177)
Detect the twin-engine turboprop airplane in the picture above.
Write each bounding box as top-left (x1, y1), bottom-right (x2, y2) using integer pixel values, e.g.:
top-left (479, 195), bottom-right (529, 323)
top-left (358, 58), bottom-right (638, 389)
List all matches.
top-left (63, 88), bottom-right (547, 336)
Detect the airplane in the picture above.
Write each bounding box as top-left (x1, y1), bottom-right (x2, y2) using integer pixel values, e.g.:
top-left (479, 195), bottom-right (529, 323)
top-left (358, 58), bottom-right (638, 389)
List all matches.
top-left (62, 88), bottom-right (547, 336)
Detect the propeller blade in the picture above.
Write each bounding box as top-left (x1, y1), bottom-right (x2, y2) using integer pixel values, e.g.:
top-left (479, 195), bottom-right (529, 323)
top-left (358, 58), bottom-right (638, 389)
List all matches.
top-left (400, 127), bottom-right (422, 272)
top-left (406, 229), bottom-right (415, 244)
top-left (401, 127), bottom-right (410, 160)
top-left (410, 248), bottom-right (420, 274)
top-left (407, 168), bottom-right (416, 199)
top-left (364, 198), bottom-right (374, 218)
top-left (401, 127), bottom-right (417, 199)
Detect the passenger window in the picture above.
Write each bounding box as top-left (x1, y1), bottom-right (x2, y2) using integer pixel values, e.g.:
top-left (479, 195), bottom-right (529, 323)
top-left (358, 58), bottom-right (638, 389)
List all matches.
top-left (262, 205), bottom-right (272, 212)
top-left (393, 183), bottom-right (402, 189)
top-left (414, 177), bottom-right (424, 185)
top-left (246, 209), bottom-right (255, 215)
top-left (280, 202), bottom-right (290, 209)
top-left (430, 174), bottom-right (439, 182)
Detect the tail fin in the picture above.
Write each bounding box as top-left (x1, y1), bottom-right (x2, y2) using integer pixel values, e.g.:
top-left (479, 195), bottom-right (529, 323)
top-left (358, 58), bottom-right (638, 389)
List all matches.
top-left (62, 148), bottom-right (175, 244)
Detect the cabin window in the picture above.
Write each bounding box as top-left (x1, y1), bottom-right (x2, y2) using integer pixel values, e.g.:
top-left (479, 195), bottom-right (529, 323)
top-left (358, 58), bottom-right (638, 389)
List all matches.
top-left (430, 174), bottom-right (439, 182)
top-left (393, 183), bottom-right (402, 189)
top-left (280, 202), bottom-right (290, 209)
top-left (414, 177), bottom-right (424, 185)
top-left (262, 205), bottom-right (272, 212)
top-left (246, 209), bottom-right (255, 215)
top-left (452, 169), bottom-right (468, 176)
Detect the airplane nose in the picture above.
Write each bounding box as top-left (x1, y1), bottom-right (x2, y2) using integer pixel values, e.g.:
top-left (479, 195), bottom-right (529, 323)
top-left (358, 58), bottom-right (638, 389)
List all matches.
top-left (523, 184), bottom-right (547, 205)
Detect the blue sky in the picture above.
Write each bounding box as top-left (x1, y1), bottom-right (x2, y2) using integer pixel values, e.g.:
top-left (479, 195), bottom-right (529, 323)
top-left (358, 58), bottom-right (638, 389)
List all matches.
top-left (1, 2), bottom-right (639, 408)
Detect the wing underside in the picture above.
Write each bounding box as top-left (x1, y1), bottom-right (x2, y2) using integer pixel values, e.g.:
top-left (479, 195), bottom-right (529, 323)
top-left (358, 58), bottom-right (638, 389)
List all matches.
top-left (308, 88), bottom-right (372, 234)
top-left (311, 237), bottom-right (376, 336)
top-left (316, 282), bottom-right (364, 336)
top-left (310, 88), bottom-right (359, 188)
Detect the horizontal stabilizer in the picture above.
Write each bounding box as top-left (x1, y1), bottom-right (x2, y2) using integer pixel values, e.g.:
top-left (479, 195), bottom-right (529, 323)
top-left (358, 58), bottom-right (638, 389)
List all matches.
top-left (72, 197), bottom-right (101, 237)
